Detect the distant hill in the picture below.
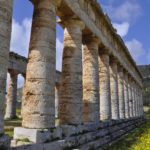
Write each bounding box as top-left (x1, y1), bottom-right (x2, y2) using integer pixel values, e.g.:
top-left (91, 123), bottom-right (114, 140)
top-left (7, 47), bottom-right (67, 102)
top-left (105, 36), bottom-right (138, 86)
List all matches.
top-left (138, 65), bottom-right (150, 106)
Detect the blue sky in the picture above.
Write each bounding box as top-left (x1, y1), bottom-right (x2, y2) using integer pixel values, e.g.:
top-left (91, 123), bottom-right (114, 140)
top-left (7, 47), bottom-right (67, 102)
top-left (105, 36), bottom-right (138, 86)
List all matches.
top-left (10, 0), bottom-right (150, 87)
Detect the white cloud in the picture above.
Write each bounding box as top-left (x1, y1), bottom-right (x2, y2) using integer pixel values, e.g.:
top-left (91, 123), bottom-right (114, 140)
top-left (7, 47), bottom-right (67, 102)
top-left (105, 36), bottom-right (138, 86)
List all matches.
top-left (56, 38), bottom-right (63, 71)
top-left (113, 22), bottom-right (130, 37)
top-left (10, 18), bottom-right (32, 57)
top-left (103, 1), bottom-right (142, 23)
top-left (125, 39), bottom-right (145, 64)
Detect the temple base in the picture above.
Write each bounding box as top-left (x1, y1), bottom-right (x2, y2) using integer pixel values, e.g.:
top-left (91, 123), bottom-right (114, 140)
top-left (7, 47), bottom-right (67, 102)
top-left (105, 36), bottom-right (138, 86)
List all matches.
top-left (12, 118), bottom-right (145, 149)
top-left (13, 127), bottom-right (62, 145)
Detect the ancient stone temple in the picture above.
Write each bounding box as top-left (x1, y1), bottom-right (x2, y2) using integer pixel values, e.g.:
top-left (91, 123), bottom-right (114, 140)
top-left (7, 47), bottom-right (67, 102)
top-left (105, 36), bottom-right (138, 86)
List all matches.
top-left (0, 0), bottom-right (144, 149)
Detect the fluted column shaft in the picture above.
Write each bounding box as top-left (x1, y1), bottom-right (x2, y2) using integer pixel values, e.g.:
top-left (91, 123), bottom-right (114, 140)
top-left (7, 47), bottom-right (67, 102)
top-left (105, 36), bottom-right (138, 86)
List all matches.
top-left (5, 70), bottom-right (18, 119)
top-left (128, 77), bottom-right (133, 117)
top-left (109, 57), bottom-right (119, 120)
top-left (55, 84), bottom-right (60, 118)
top-left (99, 51), bottom-right (111, 120)
top-left (83, 37), bottom-right (99, 123)
top-left (132, 81), bottom-right (136, 117)
top-left (22, 0), bottom-right (56, 128)
top-left (135, 85), bottom-right (139, 117)
top-left (137, 87), bottom-right (140, 117)
top-left (139, 89), bottom-right (144, 116)
top-left (0, 0), bottom-right (13, 134)
top-left (124, 72), bottom-right (130, 118)
top-left (118, 67), bottom-right (125, 119)
top-left (59, 19), bottom-right (84, 125)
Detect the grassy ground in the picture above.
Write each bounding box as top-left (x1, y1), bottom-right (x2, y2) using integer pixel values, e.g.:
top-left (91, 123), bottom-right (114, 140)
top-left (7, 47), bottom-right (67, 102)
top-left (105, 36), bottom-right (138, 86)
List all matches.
top-left (105, 106), bottom-right (150, 150)
top-left (4, 109), bottom-right (22, 138)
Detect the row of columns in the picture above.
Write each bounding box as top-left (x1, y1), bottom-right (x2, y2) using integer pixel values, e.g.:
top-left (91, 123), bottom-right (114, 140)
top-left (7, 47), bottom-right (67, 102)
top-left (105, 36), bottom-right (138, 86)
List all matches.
top-left (19, 0), bottom-right (142, 129)
top-left (5, 70), bottom-right (25, 120)
top-left (0, 0), bottom-right (144, 142)
top-left (21, 0), bottom-right (143, 129)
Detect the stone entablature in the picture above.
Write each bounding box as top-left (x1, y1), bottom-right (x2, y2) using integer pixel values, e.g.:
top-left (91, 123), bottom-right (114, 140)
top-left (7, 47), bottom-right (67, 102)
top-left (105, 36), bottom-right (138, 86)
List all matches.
top-left (9, 52), bottom-right (27, 75)
top-left (8, 52), bottom-right (61, 84)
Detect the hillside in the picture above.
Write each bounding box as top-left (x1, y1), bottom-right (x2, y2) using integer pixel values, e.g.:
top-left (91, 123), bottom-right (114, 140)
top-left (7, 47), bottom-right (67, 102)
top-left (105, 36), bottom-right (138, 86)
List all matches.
top-left (138, 65), bottom-right (150, 106)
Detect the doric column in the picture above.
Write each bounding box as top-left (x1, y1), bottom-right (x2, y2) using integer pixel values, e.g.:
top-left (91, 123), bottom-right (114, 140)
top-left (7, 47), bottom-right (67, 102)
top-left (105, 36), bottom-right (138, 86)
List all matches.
top-left (139, 88), bottom-right (144, 116)
top-left (22, 0), bottom-right (56, 128)
top-left (135, 85), bottom-right (139, 117)
top-left (0, 0), bottom-right (13, 147)
top-left (59, 19), bottom-right (85, 125)
top-left (109, 57), bottom-right (119, 120)
top-left (55, 84), bottom-right (60, 119)
top-left (124, 71), bottom-right (130, 118)
top-left (128, 76), bottom-right (134, 118)
top-left (118, 66), bottom-right (125, 119)
top-left (132, 81), bottom-right (136, 117)
top-left (5, 70), bottom-right (18, 119)
top-left (83, 36), bottom-right (100, 123)
top-left (137, 86), bottom-right (140, 117)
top-left (99, 50), bottom-right (111, 120)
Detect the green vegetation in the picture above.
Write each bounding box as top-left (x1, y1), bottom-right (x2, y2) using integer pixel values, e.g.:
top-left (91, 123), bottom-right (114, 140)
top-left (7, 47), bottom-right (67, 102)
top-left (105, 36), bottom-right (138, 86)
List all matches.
top-left (4, 108), bottom-right (22, 138)
top-left (105, 107), bottom-right (150, 150)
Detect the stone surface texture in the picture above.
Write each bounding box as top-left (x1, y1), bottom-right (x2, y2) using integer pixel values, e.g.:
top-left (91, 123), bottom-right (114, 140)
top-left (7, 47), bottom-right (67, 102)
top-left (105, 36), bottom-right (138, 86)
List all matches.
top-left (5, 70), bottom-right (18, 119)
top-left (99, 51), bottom-right (111, 120)
top-left (22, 0), bottom-right (56, 128)
top-left (0, 0), bottom-right (13, 135)
top-left (59, 19), bottom-right (84, 125)
top-left (83, 37), bottom-right (100, 123)
top-left (124, 72), bottom-right (130, 118)
top-left (0, 0), bottom-right (145, 149)
top-left (128, 77), bottom-right (134, 118)
top-left (109, 57), bottom-right (119, 120)
top-left (118, 67), bottom-right (125, 119)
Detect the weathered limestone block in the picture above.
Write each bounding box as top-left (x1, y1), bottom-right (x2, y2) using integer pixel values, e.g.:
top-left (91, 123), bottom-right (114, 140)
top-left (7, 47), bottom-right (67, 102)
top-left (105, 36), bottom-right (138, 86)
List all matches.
top-left (14, 127), bottom-right (62, 144)
top-left (83, 36), bottom-right (100, 123)
top-left (59, 19), bottom-right (85, 125)
top-left (109, 57), bottom-right (119, 120)
top-left (124, 71), bottom-right (130, 118)
top-left (128, 77), bottom-right (134, 118)
top-left (0, 0), bottom-right (13, 148)
top-left (118, 66), bottom-right (125, 119)
top-left (22, 0), bottom-right (56, 128)
top-left (99, 50), bottom-right (111, 120)
top-left (5, 70), bottom-right (18, 119)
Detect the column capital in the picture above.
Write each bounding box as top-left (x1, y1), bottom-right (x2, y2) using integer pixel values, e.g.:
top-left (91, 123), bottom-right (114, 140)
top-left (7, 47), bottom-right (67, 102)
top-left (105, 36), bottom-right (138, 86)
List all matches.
top-left (109, 55), bottom-right (118, 64)
top-left (30, 0), bottom-right (56, 7)
top-left (83, 35), bottom-right (100, 45)
top-left (99, 45), bottom-right (110, 55)
top-left (58, 17), bottom-right (85, 30)
top-left (8, 69), bottom-right (19, 76)
top-left (117, 64), bottom-right (124, 73)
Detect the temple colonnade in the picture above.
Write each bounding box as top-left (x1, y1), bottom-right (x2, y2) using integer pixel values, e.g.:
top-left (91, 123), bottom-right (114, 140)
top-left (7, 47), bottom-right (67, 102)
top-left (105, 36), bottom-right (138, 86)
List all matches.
top-left (0, 0), bottom-right (144, 149)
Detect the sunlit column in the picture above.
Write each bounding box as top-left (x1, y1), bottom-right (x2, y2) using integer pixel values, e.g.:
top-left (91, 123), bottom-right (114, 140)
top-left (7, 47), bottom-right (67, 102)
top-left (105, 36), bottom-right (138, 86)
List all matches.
top-left (59, 19), bottom-right (85, 125)
top-left (109, 57), bottom-right (119, 120)
top-left (83, 36), bottom-right (100, 123)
